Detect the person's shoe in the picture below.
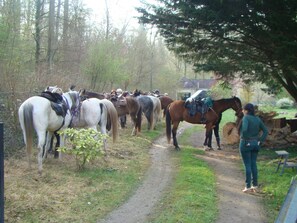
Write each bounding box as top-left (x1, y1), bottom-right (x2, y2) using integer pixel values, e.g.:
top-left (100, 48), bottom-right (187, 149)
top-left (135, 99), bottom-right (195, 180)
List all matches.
top-left (242, 187), bottom-right (253, 193)
top-left (251, 186), bottom-right (258, 191)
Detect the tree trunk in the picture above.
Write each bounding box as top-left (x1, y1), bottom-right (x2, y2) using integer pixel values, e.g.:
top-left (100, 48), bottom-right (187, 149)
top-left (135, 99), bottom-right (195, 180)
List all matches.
top-left (35, 0), bottom-right (42, 75)
top-left (63, 0), bottom-right (69, 61)
top-left (47, 0), bottom-right (55, 75)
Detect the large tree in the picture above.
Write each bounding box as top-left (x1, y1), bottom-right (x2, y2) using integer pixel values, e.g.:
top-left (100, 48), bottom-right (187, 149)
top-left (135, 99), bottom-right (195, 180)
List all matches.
top-left (137, 0), bottom-right (297, 102)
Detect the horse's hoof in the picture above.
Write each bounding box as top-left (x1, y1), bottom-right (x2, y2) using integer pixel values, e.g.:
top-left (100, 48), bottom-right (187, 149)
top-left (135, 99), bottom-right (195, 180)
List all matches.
top-left (175, 147), bottom-right (180, 151)
top-left (217, 147), bottom-right (222, 150)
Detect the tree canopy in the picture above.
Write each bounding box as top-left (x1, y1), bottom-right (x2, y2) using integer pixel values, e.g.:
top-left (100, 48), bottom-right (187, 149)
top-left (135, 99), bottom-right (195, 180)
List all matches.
top-left (137, 0), bottom-right (297, 102)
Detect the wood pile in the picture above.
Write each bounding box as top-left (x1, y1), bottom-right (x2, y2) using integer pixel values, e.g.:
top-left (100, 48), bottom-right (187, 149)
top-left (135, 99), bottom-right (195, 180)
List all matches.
top-left (263, 125), bottom-right (297, 148)
top-left (222, 108), bottom-right (297, 148)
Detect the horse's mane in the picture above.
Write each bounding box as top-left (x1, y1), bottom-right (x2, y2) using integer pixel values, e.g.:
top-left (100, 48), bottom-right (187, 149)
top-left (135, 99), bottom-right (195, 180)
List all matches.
top-left (214, 96), bottom-right (240, 103)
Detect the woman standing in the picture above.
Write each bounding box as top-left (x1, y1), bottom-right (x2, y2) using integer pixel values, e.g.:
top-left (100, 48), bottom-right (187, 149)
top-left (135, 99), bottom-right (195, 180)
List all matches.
top-left (239, 103), bottom-right (268, 193)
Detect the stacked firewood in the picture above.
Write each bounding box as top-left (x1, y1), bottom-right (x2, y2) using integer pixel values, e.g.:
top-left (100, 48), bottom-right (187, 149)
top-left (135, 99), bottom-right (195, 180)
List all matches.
top-left (222, 109), bottom-right (297, 148)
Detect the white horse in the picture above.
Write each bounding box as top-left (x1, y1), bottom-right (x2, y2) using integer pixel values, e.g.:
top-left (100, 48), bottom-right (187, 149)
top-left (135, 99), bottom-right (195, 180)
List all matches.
top-left (18, 89), bottom-right (80, 174)
top-left (70, 98), bottom-right (119, 153)
top-left (147, 95), bottom-right (162, 129)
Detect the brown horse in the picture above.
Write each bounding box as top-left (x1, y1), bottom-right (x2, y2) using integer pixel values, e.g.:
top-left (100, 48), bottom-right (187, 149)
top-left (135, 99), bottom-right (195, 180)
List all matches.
top-left (159, 95), bottom-right (174, 117)
top-left (110, 95), bottom-right (142, 135)
top-left (166, 97), bottom-right (242, 150)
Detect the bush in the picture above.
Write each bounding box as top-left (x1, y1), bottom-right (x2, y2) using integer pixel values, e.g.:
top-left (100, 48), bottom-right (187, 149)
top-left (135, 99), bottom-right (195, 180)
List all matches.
top-left (58, 128), bottom-right (107, 170)
top-left (276, 98), bottom-right (294, 109)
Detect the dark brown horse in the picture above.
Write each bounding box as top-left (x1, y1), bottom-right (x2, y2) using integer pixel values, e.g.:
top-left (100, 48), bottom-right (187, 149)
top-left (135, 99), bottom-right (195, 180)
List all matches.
top-left (159, 95), bottom-right (174, 117)
top-left (166, 97), bottom-right (242, 150)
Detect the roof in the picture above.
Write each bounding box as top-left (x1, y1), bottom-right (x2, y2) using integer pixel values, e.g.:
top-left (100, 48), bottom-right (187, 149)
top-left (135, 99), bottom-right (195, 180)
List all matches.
top-left (188, 89), bottom-right (209, 100)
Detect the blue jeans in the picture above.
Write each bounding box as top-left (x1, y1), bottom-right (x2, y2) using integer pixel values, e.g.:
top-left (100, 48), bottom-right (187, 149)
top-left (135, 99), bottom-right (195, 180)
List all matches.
top-left (240, 140), bottom-right (259, 188)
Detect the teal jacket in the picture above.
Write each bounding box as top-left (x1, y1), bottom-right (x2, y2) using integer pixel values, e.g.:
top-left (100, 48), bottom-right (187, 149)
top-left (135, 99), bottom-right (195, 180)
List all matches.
top-left (240, 114), bottom-right (268, 143)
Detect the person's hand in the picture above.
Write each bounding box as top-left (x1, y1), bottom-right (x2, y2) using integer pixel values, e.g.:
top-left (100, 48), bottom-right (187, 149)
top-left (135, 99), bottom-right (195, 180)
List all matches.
top-left (258, 141), bottom-right (261, 145)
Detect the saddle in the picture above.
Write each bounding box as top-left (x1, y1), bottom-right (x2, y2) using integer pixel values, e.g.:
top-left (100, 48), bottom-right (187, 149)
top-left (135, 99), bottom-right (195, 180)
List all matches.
top-left (40, 91), bottom-right (68, 117)
top-left (185, 99), bottom-right (209, 117)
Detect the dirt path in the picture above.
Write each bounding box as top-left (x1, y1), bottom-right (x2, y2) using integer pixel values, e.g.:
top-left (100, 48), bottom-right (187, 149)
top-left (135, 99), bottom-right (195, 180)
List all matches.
top-left (99, 135), bottom-right (174, 223)
top-left (187, 122), bottom-right (268, 223)
top-left (99, 122), bottom-right (267, 223)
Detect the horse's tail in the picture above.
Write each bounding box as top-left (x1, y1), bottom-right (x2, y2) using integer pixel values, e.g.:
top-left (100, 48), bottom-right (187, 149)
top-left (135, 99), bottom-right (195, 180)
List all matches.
top-left (155, 99), bottom-right (162, 123)
top-left (102, 99), bottom-right (119, 142)
top-left (136, 106), bottom-right (142, 133)
top-left (20, 103), bottom-right (34, 159)
top-left (165, 108), bottom-right (172, 143)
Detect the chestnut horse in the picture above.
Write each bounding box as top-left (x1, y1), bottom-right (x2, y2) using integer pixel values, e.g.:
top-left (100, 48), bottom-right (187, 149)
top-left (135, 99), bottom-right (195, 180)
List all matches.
top-left (166, 97), bottom-right (242, 150)
top-left (159, 95), bottom-right (174, 117)
top-left (110, 95), bottom-right (142, 135)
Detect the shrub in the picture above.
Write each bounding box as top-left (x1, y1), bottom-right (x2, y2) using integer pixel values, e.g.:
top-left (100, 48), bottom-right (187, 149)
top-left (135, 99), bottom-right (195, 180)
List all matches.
top-left (58, 128), bottom-right (107, 170)
top-left (276, 98), bottom-right (294, 109)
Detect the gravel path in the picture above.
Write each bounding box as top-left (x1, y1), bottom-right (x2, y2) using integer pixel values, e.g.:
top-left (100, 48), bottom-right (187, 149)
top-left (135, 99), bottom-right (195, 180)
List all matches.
top-left (99, 122), bottom-right (268, 223)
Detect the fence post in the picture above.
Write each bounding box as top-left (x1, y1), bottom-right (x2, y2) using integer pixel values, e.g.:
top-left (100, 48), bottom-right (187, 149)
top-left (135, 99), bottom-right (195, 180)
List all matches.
top-left (0, 123), bottom-right (4, 223)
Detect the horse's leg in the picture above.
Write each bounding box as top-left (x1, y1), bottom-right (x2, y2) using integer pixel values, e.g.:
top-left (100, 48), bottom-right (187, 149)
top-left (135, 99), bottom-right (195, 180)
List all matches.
top-left (204, 130), bottom-right (213, 149)
top-left (120, 115), bottom-right (126, 128)
top-left (36, 130), bottom-right (47, 175)
top-left (213, 123), bottom-right (221, 150)
top-left (54, 132), bottom-right (60, 158)
top-left (204, 124), bottom-right (214, 151)
top-left (98, 123), bottom-right (108, 156)
top-left (43, 131), bottom-right (53, 160)
top-left (58, 134), bottom-right (65, 161)
top-left (130, 113), bottom-right (138, 136)
top-left (172, 121), bottom-right (180, 150)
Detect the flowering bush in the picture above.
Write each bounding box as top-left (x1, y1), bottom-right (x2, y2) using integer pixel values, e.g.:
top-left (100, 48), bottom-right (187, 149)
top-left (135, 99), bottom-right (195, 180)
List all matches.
top-left (276, 98), bottom-right (294, 109)
top-left (58, 128), bottom-right (106, 170)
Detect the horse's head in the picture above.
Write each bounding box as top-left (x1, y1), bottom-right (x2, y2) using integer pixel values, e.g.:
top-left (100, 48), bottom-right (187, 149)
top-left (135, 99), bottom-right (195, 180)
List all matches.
top-left (232, 96), bottom-right (243, 118)
top-left (45, 86), bottom-right (64, 95)
top-left (133, 89), bottom-right (142, 97)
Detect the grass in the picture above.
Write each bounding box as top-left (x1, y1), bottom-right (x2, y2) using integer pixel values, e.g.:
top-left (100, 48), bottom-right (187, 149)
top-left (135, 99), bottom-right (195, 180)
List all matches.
top-left (4, 121), bottom-right (164, 223)
top-left (148, 126), bottom-right (218, 223)
top-left (257, 147), bottom-right (297, 222)
top-left (260, 106), bottom-right (297, 119)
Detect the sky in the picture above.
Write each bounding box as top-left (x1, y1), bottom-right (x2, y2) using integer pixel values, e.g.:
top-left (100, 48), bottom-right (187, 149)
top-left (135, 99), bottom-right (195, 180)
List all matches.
top-left (84, 0), bottom-right (144, 28)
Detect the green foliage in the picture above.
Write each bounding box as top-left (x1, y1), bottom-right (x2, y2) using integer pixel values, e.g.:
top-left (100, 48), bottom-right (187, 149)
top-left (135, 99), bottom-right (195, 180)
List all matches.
top-left (276, 98), bottom-right (294, 109)
top-left (83, 39), bottom-right (129, 90)
top-left (137, 0), bottom-right (297, 102)
top-left (58, 128), bottom-right (107, 170)
top-left (209, 81), bottom-right (233, 99)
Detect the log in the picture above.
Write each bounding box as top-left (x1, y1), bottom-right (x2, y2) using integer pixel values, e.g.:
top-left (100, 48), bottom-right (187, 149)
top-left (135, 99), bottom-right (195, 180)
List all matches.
top-left (286, 119), bottom-right (297, 133)
top-left (222, 122), bottom-right (239, 144)
top-left (273, 118), bottom-right (287, 129)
